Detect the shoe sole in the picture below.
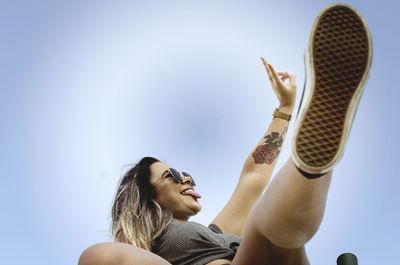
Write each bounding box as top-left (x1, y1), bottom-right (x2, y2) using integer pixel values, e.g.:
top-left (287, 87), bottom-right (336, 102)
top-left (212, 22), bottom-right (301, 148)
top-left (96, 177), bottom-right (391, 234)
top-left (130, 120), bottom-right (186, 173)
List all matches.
top-left (292, 3), bottom-right (373, 174)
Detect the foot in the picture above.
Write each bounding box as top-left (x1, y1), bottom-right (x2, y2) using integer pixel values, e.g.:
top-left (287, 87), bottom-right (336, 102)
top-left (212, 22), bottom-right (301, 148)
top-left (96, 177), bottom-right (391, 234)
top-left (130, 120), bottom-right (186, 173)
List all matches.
top-left (292, 3), bottom-right (373, 174)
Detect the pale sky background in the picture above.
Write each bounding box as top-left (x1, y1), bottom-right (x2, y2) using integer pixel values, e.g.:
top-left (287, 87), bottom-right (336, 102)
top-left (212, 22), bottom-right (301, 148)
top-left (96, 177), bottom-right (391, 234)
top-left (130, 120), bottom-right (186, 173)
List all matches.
top-left (1, 0), bottom-right (399, 264)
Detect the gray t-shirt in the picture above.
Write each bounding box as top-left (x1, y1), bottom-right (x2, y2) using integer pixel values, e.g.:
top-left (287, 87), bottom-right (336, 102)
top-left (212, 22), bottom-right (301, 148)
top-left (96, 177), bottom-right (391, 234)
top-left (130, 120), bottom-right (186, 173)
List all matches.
top-left (152, 220), bottom-right (241, 265)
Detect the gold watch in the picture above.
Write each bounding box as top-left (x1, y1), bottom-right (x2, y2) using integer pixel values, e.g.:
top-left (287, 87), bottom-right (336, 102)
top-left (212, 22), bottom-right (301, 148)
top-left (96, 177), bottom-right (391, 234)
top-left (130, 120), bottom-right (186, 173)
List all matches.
top-left (272, 108), bottom-right (291, 121)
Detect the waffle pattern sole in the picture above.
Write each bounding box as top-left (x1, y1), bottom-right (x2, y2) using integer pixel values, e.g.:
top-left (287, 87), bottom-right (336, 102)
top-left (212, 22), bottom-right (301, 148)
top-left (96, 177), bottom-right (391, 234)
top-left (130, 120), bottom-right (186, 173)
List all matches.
top-left (294, 4), bottom-right (372, 172)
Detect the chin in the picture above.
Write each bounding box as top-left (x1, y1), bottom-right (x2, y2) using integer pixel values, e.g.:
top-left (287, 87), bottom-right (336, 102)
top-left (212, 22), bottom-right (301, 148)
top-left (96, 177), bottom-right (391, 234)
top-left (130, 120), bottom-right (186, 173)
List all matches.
top-left (193, 200), bottom-right (202, 210)
top-left (188, 202), bottom-right (202, 216)
top-left (193, 204), bottom-right (202, 214)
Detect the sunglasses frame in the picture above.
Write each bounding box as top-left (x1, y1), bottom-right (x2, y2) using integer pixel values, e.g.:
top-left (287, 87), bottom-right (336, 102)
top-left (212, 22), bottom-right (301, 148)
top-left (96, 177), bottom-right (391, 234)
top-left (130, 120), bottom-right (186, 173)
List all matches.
top-left (160, 168), bottom-right (196, 187)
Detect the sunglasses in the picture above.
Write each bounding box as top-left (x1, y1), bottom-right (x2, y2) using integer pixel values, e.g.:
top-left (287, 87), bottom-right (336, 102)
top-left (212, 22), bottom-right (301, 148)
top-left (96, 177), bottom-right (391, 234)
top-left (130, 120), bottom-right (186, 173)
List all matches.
top-left (161, 168), bottom-right (196, 187)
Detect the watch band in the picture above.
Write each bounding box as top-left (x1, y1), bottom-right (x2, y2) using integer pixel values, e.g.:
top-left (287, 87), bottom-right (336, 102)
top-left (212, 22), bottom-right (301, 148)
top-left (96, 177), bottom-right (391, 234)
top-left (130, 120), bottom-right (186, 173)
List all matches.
top-left (272, 108), bottom-right (292, 121)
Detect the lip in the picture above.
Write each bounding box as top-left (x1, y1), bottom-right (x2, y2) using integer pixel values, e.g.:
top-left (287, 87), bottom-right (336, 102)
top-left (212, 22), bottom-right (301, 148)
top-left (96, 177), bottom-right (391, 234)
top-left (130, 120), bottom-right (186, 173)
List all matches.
top-left (180, 186), bottom-right (195, 193)
top-left (180, 186), bottom-right (201, 200)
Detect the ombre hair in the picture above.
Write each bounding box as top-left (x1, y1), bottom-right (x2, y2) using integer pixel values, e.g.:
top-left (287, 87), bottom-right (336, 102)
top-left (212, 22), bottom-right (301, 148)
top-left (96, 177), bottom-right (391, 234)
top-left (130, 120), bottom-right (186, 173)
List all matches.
top-left (111, 157), bottom-right (173, 250)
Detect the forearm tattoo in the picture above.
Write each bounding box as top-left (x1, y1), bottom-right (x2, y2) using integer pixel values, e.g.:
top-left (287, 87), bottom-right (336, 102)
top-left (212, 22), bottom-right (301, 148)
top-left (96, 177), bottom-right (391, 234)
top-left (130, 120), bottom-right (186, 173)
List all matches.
top-left (252, 126), bottom-right (288, 164)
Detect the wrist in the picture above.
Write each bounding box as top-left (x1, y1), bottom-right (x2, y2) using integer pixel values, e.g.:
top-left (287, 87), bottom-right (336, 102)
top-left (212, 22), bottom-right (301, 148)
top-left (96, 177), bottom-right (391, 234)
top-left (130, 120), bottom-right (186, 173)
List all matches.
top-left (277, 105), bottom-right (294, 115)
top-left (273, 108), bottom-right (292, 121)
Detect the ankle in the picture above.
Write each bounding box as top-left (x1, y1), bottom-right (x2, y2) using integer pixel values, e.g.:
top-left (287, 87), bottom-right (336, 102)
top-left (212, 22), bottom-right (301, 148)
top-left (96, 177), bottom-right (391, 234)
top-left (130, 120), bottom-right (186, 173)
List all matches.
top-left (295, 166), bottom-right (326, 179)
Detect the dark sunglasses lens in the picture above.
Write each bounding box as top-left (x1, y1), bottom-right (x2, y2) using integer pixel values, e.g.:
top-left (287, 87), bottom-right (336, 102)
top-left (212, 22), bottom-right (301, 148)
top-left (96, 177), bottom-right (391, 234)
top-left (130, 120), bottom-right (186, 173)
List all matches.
top-left (169, 168), bottom-right (182, 183)
top-left (182, 172), bottom-right (196, 186)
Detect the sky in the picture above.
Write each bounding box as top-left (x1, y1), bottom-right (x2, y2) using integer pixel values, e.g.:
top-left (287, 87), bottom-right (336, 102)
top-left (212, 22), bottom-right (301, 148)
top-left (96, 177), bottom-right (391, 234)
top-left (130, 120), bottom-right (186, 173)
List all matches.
top-left (1, 0), bottom-right (399, 264)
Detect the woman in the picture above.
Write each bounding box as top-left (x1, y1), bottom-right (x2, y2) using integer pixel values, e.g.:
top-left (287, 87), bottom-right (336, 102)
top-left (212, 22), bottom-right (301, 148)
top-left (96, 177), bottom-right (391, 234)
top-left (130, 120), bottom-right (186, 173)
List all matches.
top-left (79, 4), bottom-right (372, 265)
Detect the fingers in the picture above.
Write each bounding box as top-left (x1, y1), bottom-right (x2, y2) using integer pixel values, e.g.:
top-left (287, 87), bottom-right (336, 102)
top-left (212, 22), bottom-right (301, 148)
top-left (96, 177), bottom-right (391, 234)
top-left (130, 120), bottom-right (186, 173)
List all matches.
top-left (261, 57), bottom-right (273, 82)
top-left (278, 72), bottom-right (289, 82)
top-left (261, 58), bottom-right (296, 87)
top-left (267, 63), bottom-right (283, 85)
top-left (278, 71), bottom-right (296, 84)
top-left (280, 71), bottom-right (296, 86)
top-left (261, 57), bottom-right (268, 68)
top-left (288, 72), bottom-right (297, 87)
top-left (261, 58), bottom-right (278, 88)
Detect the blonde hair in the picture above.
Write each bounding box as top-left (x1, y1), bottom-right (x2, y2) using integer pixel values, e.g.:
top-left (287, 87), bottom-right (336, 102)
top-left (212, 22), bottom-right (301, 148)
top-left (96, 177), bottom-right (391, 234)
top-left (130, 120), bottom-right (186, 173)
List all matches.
top-left (111, 157), bottom-right (173, 250)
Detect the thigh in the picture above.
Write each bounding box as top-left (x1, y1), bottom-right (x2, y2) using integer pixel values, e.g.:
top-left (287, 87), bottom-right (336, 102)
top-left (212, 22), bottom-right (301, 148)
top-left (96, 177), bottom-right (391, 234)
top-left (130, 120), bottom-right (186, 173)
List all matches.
top-left (231, 219), bottom-right (310, 265)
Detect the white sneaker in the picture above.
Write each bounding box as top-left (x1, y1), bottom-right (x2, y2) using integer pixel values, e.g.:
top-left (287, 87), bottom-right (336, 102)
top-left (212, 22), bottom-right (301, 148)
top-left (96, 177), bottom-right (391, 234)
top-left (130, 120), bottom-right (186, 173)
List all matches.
top-left (292, 3), bottom-right (373, 174)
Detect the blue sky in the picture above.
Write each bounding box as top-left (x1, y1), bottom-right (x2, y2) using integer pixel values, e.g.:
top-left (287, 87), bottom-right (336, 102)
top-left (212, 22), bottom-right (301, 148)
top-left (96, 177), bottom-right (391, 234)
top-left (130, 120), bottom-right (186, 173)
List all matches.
top-left (1, 0), bottom-right (399, 264)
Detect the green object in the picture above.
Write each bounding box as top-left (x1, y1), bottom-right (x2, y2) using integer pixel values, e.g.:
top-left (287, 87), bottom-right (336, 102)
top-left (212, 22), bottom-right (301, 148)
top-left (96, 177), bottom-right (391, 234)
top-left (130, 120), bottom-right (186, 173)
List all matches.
top-left (337, 253), bottom-right (358, 265)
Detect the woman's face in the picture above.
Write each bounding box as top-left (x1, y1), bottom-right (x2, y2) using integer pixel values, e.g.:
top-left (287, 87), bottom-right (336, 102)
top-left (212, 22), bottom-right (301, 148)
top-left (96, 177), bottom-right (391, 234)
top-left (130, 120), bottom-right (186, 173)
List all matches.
top-left (150, 162), bottom-right (202, 222)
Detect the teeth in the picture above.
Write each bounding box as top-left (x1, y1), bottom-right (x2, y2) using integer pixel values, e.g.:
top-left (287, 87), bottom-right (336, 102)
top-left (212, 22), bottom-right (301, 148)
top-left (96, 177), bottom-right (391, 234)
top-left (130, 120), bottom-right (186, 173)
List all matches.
top-left (181, 189), bottom-right (193, 195)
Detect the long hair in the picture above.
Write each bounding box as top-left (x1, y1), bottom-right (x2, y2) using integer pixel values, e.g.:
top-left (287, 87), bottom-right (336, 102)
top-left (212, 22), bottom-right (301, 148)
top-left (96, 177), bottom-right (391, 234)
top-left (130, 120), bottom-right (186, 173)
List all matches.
top-left (111, 157), bottom-right (173, 250)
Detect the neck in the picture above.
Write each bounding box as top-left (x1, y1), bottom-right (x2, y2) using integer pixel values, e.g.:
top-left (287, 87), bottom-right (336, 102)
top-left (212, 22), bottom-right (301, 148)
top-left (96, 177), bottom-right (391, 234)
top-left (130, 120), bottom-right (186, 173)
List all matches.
top-left (173, 217), bottom-right (189, 223)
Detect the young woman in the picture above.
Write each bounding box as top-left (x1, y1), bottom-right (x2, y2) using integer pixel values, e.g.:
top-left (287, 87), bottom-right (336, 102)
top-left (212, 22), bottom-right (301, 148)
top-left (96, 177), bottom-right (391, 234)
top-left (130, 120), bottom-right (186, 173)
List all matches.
top-left (79, 4), bottom-right (372, 265)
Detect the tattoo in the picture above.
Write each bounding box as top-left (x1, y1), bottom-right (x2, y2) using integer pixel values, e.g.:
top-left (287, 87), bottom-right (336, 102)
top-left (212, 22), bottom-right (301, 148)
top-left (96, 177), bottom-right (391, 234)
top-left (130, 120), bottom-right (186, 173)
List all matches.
top-left (252, 127), bottom-right (288, 164)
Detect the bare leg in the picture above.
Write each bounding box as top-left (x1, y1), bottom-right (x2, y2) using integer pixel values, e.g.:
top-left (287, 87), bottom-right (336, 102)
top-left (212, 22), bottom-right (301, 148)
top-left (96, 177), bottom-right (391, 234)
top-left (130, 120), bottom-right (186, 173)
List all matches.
top-left (78, 242), bottom-right (172, 265)
top-left (253, 157), bottom-right (332, 249)
top-left (235, 3), bottom-right (372, 262)
top-left (232, 157), bottom-right (331, 264)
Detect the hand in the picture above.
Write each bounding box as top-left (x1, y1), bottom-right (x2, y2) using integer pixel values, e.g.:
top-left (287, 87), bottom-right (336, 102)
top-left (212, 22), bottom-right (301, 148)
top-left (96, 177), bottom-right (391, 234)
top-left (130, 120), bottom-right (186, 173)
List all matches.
top-left (261, 57), bottom-right (297, 115)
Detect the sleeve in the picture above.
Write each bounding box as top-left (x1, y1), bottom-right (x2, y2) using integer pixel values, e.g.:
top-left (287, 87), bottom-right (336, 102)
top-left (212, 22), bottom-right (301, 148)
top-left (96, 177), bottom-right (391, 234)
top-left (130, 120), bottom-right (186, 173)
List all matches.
top-left (208, 223), bottom-right (223, 234)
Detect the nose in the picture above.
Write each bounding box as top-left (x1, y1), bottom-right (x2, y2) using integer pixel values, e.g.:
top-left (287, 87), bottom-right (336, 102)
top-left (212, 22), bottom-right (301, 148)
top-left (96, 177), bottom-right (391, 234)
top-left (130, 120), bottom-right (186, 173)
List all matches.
top-left (181, 174), bottom-right (194, 186)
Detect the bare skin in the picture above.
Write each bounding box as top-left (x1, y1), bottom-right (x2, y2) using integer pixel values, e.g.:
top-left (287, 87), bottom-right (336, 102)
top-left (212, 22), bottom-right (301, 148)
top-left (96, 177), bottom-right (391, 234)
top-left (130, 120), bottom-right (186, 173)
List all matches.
top-left (78, 242), bottom-right (171, 265)
top-left (149, 162), bottom-right (201, 223)
top-left (79, 58), bottom-right (332, 265)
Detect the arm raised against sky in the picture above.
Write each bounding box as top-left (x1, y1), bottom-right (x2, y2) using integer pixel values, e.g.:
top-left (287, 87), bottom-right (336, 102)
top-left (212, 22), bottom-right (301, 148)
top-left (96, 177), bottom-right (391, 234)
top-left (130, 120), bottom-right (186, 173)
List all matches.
top-left (211, 58), bottom-right (297, 236)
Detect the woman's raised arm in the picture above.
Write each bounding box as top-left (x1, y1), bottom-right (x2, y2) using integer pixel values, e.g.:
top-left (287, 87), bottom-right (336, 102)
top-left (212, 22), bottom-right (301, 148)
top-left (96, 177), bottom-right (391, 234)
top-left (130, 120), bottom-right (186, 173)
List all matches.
top-left (211, 58), bottom-right (297, 236)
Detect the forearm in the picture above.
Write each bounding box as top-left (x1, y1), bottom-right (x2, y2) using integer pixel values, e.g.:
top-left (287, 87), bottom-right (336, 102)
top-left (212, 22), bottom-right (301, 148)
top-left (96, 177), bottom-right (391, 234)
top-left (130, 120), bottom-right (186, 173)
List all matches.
top-left (237, 58), bottom-right (296, 192)
top-left (240, 111), bottom-right (291, 185)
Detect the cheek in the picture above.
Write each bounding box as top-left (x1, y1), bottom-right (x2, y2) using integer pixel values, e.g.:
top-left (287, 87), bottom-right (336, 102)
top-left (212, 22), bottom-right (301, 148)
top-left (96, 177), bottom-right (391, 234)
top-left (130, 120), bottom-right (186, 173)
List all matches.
top-left (155, 187), bottom-right (181, 208)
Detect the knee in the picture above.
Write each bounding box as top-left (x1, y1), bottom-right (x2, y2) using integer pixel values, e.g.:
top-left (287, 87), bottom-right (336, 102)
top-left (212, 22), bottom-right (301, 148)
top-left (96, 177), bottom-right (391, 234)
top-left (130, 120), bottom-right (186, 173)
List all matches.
top-left (78, 242), bottom-right (171, 265)
top-left (78, 242), bottom-right (124, 265)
